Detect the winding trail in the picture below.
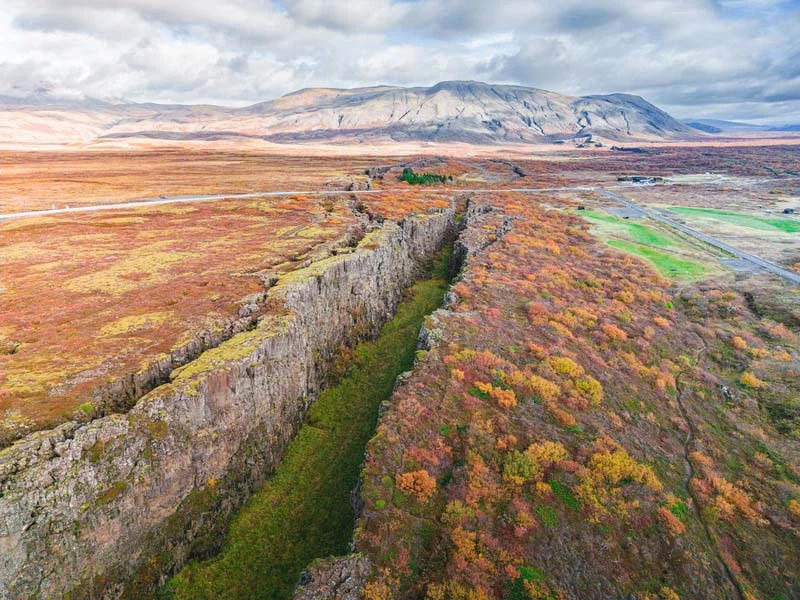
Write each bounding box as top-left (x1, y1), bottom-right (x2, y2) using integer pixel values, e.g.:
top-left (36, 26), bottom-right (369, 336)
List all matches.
top-left (674, 353), bottom-right (745, 600)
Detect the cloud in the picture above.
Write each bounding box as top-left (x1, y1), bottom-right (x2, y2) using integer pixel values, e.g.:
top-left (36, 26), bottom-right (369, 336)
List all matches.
top-left (0, 0), bottom-right (797, 122)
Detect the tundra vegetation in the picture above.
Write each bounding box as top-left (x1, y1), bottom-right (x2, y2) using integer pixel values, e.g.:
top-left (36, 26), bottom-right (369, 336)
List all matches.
top-left (1, 144), bottom-right (798, 599)
top-left (348, 191), bottom-right (800, 599)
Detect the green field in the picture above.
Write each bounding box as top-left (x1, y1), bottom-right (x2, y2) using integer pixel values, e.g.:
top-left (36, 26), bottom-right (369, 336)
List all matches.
top-left (582, 210), bottom-right (675, 247)
top-left (165, 246), bottom-right (452, 600)
top-left (669, 207), bottom-right (800, 233)
top-left (581, 210), bottom-right (716, 280)
top-left (607, 240), bottom-right (713, 280)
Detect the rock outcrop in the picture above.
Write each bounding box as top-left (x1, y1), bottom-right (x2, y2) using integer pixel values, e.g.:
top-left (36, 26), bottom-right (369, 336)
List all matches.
top-left (0, 210), bottom-right (454, 599)
top-left (289, 200), bottom-right (499, 600)
top-left (295, 556), bottom-right (372, 600)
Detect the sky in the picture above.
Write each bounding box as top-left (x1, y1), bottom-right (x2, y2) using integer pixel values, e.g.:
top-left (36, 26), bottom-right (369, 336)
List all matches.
top-left (1, 0), bottom-right (798, 123)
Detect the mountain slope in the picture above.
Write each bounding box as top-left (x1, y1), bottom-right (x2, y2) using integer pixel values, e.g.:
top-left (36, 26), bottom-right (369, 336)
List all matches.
top-left (1, 81), bottom-right (694, 145)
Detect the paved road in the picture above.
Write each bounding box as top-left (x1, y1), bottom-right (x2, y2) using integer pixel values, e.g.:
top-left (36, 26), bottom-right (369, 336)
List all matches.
top-left (0, 186), bottom-right (596, 221)
top-left (2, 183), bottom-right (798, 287)
top-left (596, 189), bottom-right (800, 286)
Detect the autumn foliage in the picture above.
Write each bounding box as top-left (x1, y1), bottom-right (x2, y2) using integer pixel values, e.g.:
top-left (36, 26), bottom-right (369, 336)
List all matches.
top-left (353, 182), bottom-right (800, 599)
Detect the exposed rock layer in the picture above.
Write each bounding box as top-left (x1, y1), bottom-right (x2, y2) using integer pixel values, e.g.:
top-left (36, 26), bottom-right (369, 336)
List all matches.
top-left (0, 210), bottom-right (453, 599)
top-left (290, 200), bottom-right (497, 599)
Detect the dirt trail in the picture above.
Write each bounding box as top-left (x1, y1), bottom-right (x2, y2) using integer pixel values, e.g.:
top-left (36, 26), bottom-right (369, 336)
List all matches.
top-left (674, 347), bottom-right (745, 600)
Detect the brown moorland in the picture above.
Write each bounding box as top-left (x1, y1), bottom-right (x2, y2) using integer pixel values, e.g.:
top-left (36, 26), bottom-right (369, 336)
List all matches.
top-left (0, 150), bottom-right (380, 212)
top-left (0, 179), bottom-right (453, 445)
top-left (1, 142), bottom-right (799, 598)
top-left (2, 143), bottom-right (797, 446)
top-left (0, 195), bottom-right (367, 442)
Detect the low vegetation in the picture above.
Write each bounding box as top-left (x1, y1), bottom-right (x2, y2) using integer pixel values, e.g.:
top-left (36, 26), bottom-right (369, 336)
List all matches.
top-left (351, 192), bottom-right (800, 599)
top-left (0, 195), bottom-right (360, 443)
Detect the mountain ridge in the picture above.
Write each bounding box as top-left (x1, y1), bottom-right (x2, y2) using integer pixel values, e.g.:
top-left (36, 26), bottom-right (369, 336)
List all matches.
top-left (0, 80), bottom-right (696, 145)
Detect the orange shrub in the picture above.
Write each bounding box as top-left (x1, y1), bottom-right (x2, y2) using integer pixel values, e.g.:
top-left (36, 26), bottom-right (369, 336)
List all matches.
top-left (396, 469), bottom-right (437, 502)
top-left (545, 402), bottom-right (577, 427)
top-left (616, 290), bottom-right (635, 304)
top-left (657, 506), bottom-right (686, 536)
top-left (731, 336), bottom-right (748, 350)
top-left (602, 324), bottom-right (628, 341)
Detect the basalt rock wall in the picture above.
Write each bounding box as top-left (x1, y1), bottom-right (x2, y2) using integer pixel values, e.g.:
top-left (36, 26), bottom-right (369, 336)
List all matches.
top-left (0, 210), bottom-right (454, 600)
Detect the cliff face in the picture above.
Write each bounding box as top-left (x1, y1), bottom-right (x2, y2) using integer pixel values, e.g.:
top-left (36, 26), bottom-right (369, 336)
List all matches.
top-left (294, 200), bottom-right (498, 600)
top-left (0, 211), bottom-right (454, 599)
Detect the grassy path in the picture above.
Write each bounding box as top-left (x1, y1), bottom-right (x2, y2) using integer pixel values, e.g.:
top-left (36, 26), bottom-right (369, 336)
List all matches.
top-left (166, 246), bottom-right (452, 600)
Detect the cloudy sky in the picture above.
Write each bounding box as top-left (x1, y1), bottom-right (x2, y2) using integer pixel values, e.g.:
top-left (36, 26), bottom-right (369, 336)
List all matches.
top-left (1, 0), bottom-right (798, 123)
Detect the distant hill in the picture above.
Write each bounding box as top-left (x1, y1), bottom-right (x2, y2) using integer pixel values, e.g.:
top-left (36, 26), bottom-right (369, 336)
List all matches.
top-left (684, 121), bottom-right (724, 134)
top-left (682, 118), bottom-right (769, 132)
top-left (770, 124), bottom-right (800, 132)
top-left (0, 81), bottom-right (697, 146)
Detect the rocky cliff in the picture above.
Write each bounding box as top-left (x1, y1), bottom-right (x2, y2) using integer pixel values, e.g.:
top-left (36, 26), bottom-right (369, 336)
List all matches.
top-left (0, 210), bottom-right (454, 599)
top-left (294, 199), bottom-right (498, 600)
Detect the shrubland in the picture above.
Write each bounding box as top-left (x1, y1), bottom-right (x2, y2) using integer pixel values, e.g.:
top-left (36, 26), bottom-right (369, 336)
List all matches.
top-left (352, 192), bottom-right (800, 600)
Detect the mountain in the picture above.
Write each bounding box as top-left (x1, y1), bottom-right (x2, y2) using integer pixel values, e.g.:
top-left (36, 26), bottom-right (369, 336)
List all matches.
top-left (683, 118), bottom-right (771, 133)
top-left (0, 81), bottom-right (694, 146)
top-left (683, 121), bottom-right (723, 134)
top-left (770, 123), bottom-right (800, 132)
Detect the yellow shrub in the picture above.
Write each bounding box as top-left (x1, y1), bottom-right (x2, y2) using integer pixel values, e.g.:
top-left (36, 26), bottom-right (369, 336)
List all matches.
top-left (527, 375), bottom-right (561, 402)
top-left (527, 441), bottom-right (568, 469)
top-left (575, 376), bottom-right (604, 405)
top-left (739, 372), bottom-right (764, 389)
top-left (550, 356), bottom-right (584, 378)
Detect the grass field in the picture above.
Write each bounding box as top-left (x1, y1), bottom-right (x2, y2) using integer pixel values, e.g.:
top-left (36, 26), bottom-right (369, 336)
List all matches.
top-left (607, 240), bottom-right (714, 279)
top-left (581, 210), bottom-right (675, 247)
top-left (165, 246), bottom-right (452, 600)
top-left (669, 207), bottom-right (800, 233)
top-left (580, 210), bottom-right (719, 280)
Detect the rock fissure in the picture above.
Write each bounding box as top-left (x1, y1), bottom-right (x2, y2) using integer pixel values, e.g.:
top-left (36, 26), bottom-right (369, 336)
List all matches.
top-left (295, 199), bottom-right (508, 600)
top-left (0, 209), bottom-right (454, 600)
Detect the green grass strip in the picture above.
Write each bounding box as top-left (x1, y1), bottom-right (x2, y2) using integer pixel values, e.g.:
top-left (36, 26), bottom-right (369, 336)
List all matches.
top-left (582, 210), bottom-right (675, 247)
top-left (607, 240), bottom-right (713, 280)
top-left (669, 207), bottom-right (800, 233)
top-left (166, 246), bottom-right (452, 600)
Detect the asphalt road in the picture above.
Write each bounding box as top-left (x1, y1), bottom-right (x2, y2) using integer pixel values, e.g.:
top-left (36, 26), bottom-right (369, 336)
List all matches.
top-left (596, 189), bottom-right (800, 286)
top-left (2, 184), bottom-right (798, 287)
